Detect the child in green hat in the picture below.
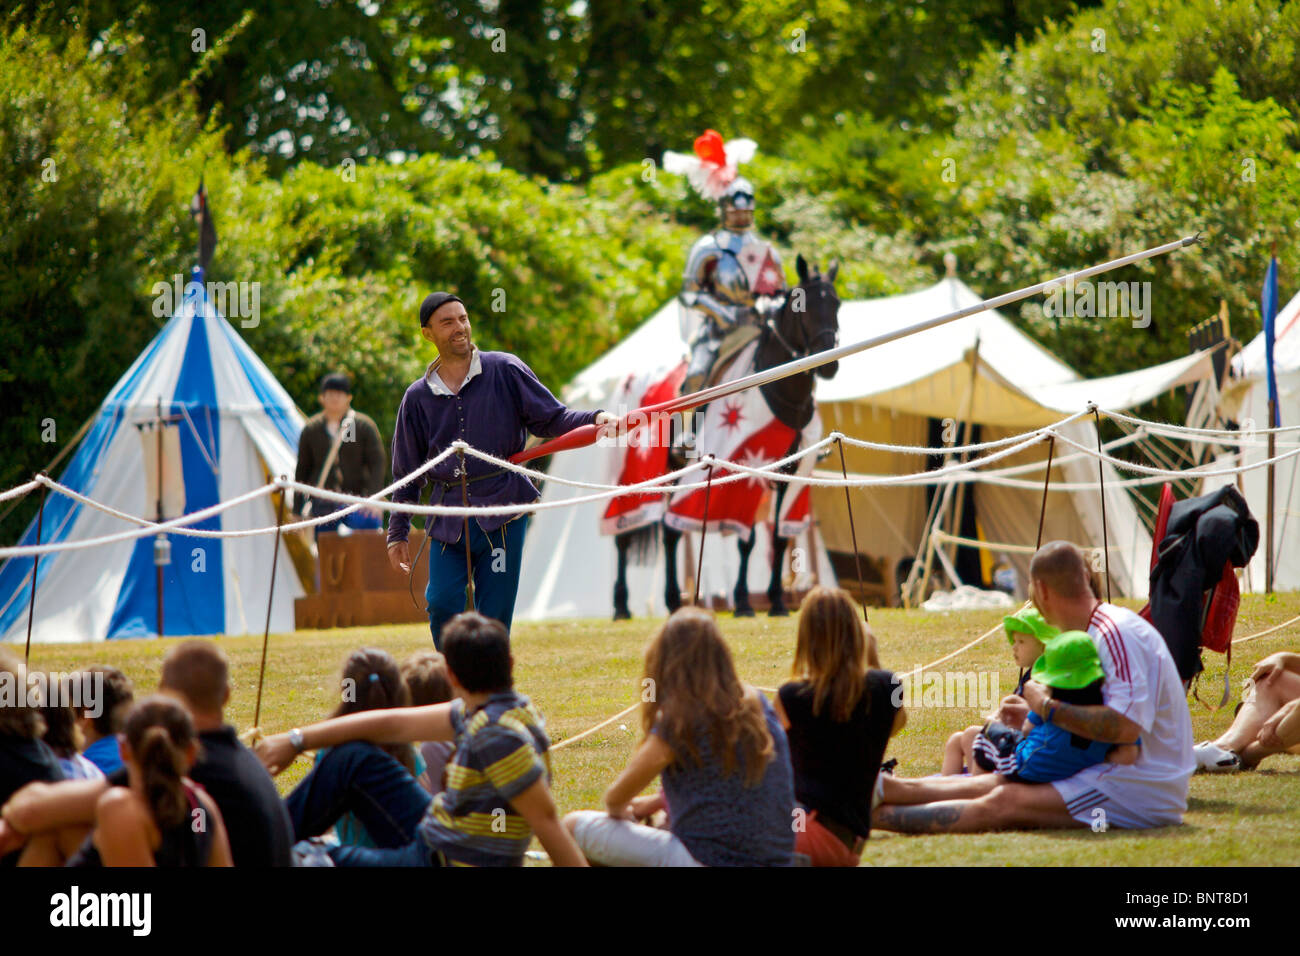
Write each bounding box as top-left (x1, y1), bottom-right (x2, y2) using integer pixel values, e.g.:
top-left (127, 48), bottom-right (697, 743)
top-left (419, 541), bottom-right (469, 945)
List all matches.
top-left (974, 630), bottom-right (1140, 782)
top-left (941, 606), bottom-right (1057, 775)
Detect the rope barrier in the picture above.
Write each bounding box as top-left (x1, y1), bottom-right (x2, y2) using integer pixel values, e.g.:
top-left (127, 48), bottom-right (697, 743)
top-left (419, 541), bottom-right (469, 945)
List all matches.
top-left (4, 406), bottom-right (1300, 560)
top-left (0, 480), bottom-right (40, 504)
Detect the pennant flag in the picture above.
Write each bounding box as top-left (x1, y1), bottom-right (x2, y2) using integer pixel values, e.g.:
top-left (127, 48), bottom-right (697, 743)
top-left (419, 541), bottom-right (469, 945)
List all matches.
top-left (190, 179), bottom-right (218, 273)
top-left (1262, 256), bottom-right (1280, 427)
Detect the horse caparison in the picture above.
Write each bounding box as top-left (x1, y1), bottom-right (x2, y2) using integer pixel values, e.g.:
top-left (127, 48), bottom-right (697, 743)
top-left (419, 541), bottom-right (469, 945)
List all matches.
top-left (613, 256), bottom-right (841, 619)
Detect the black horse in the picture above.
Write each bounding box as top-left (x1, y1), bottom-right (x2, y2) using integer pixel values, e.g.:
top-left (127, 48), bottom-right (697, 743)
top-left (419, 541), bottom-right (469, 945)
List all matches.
top-left (613, 256), bottom-right (841, 619)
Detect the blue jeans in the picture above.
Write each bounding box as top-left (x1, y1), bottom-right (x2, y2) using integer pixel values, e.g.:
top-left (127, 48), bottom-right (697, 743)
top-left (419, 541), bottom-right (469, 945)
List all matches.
top-left (426, 516), bottom-right (528, 649)
top-left (329, 836), bottom-right (442, 867)
top-left (286, 741), bottom-right (431, 852)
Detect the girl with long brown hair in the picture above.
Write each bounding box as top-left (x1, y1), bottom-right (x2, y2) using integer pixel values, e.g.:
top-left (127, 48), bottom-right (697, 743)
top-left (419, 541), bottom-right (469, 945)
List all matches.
top-left (77, 696), bottom-right (232, 866)
top-left (563, 608), bottom-right (795, 866)
top-left (774, 586), bottom-right (905, 866)
top-left (317, 647), bottom-right (429, 847)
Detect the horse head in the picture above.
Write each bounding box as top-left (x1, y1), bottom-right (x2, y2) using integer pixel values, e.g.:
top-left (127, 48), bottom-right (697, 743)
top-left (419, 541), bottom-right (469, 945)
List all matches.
top-left (783, 254), bottom-right (841, 379)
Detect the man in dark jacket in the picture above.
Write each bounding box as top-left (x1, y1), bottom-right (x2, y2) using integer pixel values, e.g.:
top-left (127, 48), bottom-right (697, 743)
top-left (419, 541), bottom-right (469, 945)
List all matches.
top-left (294, 372), bottom-right (387, 535)
top-left (386, 292), bottom-right (616, 647)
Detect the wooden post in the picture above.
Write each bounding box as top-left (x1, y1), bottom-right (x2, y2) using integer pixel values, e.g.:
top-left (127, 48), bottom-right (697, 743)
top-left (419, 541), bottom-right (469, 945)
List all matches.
top-left (1266, 398), bottom-right (1277, 593)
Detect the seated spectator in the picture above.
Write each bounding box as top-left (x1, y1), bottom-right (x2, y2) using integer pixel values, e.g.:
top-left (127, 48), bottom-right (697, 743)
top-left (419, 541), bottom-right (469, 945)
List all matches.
top-left (0, 649), bottom-right (64, 865)
top-left (316, 648), bottom-right (427, 847)
top-left (67, 696), bottom-right (232, 867)
top-left (77, 666), bottom-right (134, 776)
top-left (1196, 651), bottom-right (1300, 772)
top-left (562, 607), bottom-right (796, 867)
top-left (941, 606), bottom-right (1056, 776)
top-left (775, 587), bottom-right (905, 867)
top-left (972, 631), bottom-right (1140, 782)
top-left (255, 612), bottom-right (586, 867)
top-left (873, 541), bottom-right (1194, 833)
top-left (38, 674), bottom-right (104, 781)
top-left (1, 639), bottom-right (294, 867)
top-left (401, 650), bottom-right (456, 795)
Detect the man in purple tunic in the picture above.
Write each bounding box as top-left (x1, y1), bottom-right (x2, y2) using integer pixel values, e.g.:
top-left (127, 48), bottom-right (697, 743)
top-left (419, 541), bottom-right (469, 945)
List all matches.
top-left (387, 292), bottom-right (616, 647)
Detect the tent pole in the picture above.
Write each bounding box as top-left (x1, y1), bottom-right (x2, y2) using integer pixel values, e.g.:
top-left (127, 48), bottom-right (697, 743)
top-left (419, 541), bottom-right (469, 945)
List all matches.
top-left (1036, 434), bottom-right (1056, 550)
top-left (836, 437), bottom-right (869, 623)
top-left (916, 480), bottom-right (957, 603)
top-left (23, 476), bottom-right (47, 667)
top-left (1266, 398), bottom-right (1277, 593)
top-left (1092, 407), bottom-right (1112, 603)
top-left (252, 480), bottom-right (287, 732)
top-left (693, 461), bottom-right (715, 607)
top-left (944, 338), bottom-right (982, 581)
top-left (155, 399), bottom-right (165, 639)
top-left (458, 449), bottom-right (476, 614)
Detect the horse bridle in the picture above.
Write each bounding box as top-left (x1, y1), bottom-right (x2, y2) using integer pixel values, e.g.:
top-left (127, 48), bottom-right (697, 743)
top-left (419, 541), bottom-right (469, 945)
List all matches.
top-left (765, 283), bottom-right (839, 361)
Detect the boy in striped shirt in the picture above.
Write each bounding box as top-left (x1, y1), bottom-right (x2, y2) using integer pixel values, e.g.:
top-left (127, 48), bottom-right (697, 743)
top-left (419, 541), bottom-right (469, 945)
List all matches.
top-left (258, 613), bottom-right (586, 867)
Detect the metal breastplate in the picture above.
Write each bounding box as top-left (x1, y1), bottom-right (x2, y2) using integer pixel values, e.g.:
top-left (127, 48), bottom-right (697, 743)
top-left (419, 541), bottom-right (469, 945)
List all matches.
top-left (710, 234), bottom-right (753, 307)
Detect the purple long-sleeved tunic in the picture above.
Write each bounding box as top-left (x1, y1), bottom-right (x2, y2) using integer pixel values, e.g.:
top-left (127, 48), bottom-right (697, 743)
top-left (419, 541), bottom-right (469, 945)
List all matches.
top-left (387, 349), bottom-right (599, 545)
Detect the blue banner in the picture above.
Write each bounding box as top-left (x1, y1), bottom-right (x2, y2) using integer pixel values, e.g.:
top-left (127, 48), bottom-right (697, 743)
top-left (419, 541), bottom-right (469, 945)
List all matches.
top-left (1262, 256), bottom-right (1280, 427)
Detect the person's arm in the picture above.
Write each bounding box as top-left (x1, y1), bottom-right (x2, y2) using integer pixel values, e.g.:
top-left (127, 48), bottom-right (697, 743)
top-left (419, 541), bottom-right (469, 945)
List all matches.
top-left (257, 703), bottom-right (456, 775)
top-left (93, 789), bottom-right (156, 867)
top-left (1022, 679), bottom-right (1141, 744)
top-left (603, 734), bottom-right (674, 820)
top-left (508, 778), bottom-right (587, 867)
top-left (508, 358), bottom-right (601, 438)
top-left (773, 687), bottom-right (791, 730)
top-left (2, 778), bottom-right (111, 834)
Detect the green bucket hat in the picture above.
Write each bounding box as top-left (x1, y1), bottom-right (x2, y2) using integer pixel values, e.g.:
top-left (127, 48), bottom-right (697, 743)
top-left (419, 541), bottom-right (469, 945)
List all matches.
top-left (1031, 630), bottom-right (1105, 690)
top-left (1003, 606), bottom-right (1059, 646)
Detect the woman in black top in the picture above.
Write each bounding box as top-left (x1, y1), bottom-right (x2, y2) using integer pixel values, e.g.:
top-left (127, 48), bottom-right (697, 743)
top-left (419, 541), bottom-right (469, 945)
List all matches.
top-left (79, 696), bottom-right (232, 867)
top-left (774, 587), bottom-right (906, 866)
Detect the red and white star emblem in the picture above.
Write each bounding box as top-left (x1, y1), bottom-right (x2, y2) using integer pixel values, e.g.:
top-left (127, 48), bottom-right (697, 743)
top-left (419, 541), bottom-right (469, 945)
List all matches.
top-left (720, 402), bottom-right (744, 431)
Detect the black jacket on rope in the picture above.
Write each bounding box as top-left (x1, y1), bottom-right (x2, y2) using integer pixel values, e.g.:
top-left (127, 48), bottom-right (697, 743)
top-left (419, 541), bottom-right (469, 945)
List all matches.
top-left (1148, 485), bottom-right (1258, 682)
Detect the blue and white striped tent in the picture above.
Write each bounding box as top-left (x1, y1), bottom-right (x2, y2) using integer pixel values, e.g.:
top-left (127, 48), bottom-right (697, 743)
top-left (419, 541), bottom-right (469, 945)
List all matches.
top-left (0, 268), bottom-right (307, 643)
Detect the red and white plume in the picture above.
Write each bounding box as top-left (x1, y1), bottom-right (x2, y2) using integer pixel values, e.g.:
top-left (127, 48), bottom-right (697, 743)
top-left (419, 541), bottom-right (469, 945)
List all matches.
top-left (662, 130), bottom-right (757, 201)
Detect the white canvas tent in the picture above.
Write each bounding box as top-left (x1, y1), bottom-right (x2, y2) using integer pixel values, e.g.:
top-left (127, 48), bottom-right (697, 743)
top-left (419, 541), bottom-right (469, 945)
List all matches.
top-left (1212, 287), bottom-right (1300, 591)
top-left (0, 269), bottom-right (307, 643)
top-left (815, 276), bottom-right (1215, 601)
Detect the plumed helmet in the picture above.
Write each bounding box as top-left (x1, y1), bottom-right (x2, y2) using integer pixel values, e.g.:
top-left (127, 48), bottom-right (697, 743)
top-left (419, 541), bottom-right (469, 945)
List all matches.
top-left (719, 175), bottom-right (755, 212)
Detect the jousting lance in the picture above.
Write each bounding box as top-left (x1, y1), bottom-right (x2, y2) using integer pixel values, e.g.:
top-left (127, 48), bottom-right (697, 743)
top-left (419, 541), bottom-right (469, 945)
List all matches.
top-left (511, 233), bottom-right (1203, 465)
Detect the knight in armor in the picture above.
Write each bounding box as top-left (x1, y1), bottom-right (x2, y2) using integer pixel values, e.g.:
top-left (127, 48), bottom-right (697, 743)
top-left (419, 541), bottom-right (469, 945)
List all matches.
top-left (665, 131), bottom-right (787, 393)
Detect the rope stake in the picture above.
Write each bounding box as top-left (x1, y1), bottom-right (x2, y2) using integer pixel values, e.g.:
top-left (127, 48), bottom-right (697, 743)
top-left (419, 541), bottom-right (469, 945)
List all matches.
top-left (1036, 434), bottom-right (1055, 551)
top-left (835, 437), bottom-right (869, 623)
top-left (252, 479), bottom-right (287, 732)
top-left (692, 459), bottom-right (715, 606)
top-left (458, 448), bottom-right (476, 613)
top-left (24, 475), bottom-right (47, 667)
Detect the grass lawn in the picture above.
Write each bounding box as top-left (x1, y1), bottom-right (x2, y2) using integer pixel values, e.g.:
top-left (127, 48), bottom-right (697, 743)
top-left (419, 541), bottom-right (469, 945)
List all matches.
top-left (23, 593), bottom-right (1300, 866)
